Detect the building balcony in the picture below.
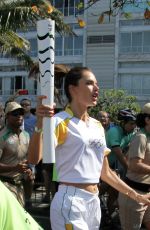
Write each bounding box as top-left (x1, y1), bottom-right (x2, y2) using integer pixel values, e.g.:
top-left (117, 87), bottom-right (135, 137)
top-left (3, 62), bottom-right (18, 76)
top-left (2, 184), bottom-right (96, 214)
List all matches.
top-left (119, 45), bottom-right (150, 59)
top-left (0, 57), bottom-right (19, 66)
top-left (119, 53), bottom-right (150, 61)
top-left (128, 88), bottom-right (150, 95)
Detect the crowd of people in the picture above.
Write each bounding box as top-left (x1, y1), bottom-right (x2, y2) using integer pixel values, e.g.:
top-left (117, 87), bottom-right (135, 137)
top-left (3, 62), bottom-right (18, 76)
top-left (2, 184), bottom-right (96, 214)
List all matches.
top-left (0, 66), bottom-right (150, 230)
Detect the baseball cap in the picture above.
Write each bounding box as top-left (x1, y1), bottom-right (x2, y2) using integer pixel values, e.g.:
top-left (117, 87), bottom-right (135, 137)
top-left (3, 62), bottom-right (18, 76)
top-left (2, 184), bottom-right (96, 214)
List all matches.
top-left (5, 101), bottom-right (24, 115)
top-left (142, 103), bottom-right (150, 115)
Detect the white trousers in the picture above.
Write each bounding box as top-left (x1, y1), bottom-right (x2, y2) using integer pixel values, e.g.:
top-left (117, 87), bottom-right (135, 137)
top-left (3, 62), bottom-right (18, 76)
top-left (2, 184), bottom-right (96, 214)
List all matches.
top-left (50, 185), bottom-right (101, 230)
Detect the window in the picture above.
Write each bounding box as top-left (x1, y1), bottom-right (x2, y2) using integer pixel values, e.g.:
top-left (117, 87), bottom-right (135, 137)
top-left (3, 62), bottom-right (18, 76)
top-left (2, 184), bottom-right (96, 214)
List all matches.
top-left (64, 36), bottom-right (73, 55)
top-left (33, 80), bottom-right (37, 95)
top-left (69, 0), bottom-right (75, 16)
top-left (87, 35), bottom-right (115, 44)
top-left (11, 76), bottom-right (25, 93)
top-left (53, 0), bottom-right (63, 13)
top-left (132, 32), bottom-right (142, 52)
top-left (17, 66), bottom-right (26, 71)
top-left (0, 78), bottom-right (2, 95)
top-left (143, 31), bottom-right (150, 52)
top-left (55, 36), bottom-right (63, 56)
top-left (52, 0), bottom-right (84, 16)
top-left (64, 0), bottom-right (68, 16)
top-left (17, 76), bottom-right (25, 90)
top-left (120, 19), bottom-right (143, 26)
top-left (120, 31), bottom-right (150, 54)
top-left (28, 39), bottom-right (37, 57)
top-left (74, 36), bottom-right (83, 55)
top-left (119, 75), bottom-right (132, 91)
top-left (120, 33), bottom-right (131, 53)
top-left (119, 75), bottom-right (150, 95)
top-left (55, 34), bottom-right (83, 56)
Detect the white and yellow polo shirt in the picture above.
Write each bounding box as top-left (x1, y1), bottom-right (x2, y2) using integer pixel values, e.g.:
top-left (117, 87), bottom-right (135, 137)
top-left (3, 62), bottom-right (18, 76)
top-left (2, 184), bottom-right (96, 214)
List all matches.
top-left (53, 106), bottom-right (110, 184)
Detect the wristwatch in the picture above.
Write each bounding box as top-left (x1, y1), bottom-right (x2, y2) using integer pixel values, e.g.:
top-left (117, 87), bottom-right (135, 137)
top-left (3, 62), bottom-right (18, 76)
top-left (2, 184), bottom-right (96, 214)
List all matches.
top-left (27, 163), bottom-right (35, 174)
top-left (34, 126), bottom-right (43, 133)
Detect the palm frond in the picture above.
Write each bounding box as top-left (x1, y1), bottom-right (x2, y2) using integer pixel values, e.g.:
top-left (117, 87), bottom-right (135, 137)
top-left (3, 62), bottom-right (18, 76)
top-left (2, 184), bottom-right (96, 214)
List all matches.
top-left (0, 30), bottom-right (30, 52)
top-left (0, 0), bottom-right (74, 35)
top-left (0, 30), bottom-right (32, 68)
top-left (9, 48), bottom-right (34, 68)
top-left (0, 0), bottom-right (74, 66)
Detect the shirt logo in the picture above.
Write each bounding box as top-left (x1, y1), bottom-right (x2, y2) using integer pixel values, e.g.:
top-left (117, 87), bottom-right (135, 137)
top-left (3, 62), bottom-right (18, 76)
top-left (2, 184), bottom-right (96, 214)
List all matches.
top-left (89, 139), bottom-right (104, 149)
top-left (7, 137), bottom-right (15, 144)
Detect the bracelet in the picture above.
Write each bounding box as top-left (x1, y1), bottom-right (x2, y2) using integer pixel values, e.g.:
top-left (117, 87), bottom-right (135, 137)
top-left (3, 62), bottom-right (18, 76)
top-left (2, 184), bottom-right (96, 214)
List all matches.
top-left (34, 126), bottom-right (43, 133)
top-left (125, 189), bottom-right (136, 199)
top-left (126, 189), bottom-right (133, 197)
top-left (126, 190), bottom-right (144, 203)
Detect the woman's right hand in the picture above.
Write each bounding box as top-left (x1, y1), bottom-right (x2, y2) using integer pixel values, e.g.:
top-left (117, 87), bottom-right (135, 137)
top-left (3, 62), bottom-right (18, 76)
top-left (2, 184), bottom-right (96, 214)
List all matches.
top-left (36, 95), bottom-right (55, 118)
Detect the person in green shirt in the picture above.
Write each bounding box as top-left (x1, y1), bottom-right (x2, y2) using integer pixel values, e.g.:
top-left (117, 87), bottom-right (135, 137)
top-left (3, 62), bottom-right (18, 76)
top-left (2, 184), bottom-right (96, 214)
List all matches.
top-left (0, 180), bottom-right (43, 230)
top-left (106, 108), bottom-right (137, 176)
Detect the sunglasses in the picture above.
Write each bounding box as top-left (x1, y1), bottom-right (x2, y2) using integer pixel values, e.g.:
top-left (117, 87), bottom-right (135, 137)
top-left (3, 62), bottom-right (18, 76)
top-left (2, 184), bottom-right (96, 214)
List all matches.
top-left (21, 103), bottom-right (31, 107)
top-left (9, 109), bottom-right (24, 117)
top-left (99, 116), bottom-right (109, 119)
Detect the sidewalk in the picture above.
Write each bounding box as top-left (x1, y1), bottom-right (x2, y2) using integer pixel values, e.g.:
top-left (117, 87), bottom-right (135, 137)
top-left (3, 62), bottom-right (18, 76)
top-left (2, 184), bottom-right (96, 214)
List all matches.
top-left (27, 184), bottom-right (51, 230)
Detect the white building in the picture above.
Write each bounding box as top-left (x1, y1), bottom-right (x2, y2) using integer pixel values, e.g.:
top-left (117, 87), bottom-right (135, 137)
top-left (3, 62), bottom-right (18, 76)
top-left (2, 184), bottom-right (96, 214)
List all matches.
top-left (0, 0), bottom-right (150, 107)
top-left (115, 3), bottom-right (150, 105)
top-left (85, 0), bottom-right (150, 105)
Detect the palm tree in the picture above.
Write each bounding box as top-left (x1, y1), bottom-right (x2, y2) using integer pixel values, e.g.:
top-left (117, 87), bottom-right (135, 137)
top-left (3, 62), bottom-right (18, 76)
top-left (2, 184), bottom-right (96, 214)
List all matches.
top-left (0, 0), bottom-right (73, 67)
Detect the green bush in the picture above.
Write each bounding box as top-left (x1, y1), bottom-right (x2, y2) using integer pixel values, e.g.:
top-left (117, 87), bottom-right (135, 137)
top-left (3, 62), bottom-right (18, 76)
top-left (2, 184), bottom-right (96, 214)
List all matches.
top-left (89, 89), bottom-right (141, 124)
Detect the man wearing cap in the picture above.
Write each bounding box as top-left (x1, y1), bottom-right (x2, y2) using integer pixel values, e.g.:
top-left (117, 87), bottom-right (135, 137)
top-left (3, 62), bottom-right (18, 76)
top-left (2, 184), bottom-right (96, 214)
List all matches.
top-left (0, 101), bottom-right (33, 207)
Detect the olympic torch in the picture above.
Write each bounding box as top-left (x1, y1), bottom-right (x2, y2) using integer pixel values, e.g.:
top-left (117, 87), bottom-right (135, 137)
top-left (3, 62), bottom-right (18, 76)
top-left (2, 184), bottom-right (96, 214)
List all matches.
top-left (37, 19), bottom-right (55, 163)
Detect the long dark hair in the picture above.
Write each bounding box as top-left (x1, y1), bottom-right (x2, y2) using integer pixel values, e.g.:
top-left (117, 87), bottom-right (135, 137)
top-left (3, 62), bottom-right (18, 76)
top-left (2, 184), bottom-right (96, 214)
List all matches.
top-left (136, 113), bottom-right (150, 128)
top-left (64, 67), bottom-right (91, 102)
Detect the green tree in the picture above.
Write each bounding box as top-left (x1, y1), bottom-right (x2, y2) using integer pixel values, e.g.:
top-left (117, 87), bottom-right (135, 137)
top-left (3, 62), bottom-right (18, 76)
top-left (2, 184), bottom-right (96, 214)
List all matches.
top-left (89, 89), bottom-right (141, 123)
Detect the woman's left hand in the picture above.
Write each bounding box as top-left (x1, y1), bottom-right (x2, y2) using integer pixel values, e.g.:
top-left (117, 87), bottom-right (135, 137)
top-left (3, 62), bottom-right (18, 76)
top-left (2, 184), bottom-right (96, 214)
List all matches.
top-left (136, 193), bottom-right (150, 205)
